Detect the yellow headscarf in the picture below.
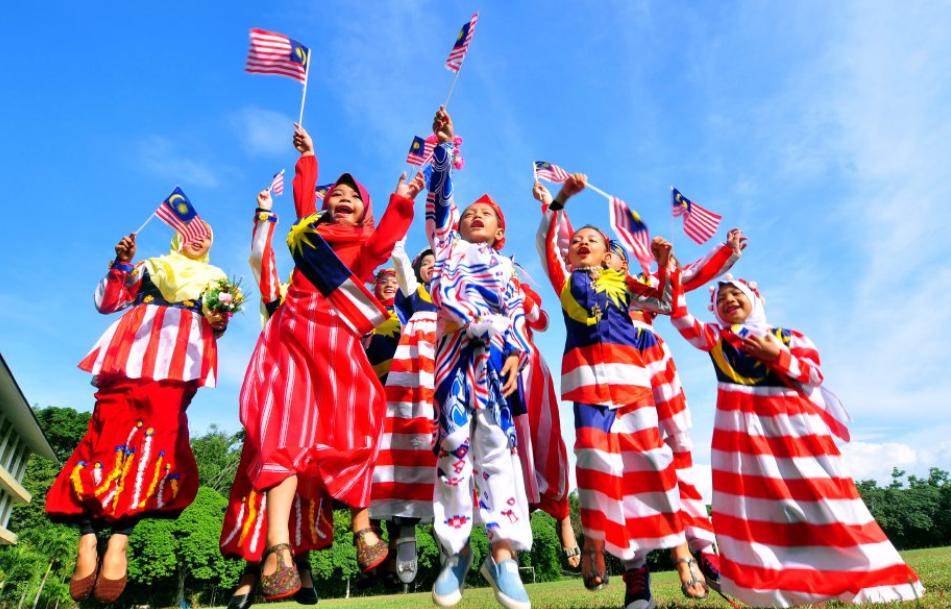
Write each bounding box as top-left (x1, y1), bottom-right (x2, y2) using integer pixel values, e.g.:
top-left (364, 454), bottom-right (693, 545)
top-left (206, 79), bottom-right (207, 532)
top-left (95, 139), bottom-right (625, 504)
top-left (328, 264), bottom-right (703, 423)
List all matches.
top-left (143, 230), bottom-right (227, 303)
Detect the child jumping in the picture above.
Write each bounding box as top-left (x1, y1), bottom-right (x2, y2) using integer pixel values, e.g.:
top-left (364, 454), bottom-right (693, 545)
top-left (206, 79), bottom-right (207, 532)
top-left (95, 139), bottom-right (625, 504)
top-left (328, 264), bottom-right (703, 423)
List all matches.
top-left (427, 107), bottom-right (533, 609)
top-left (670, 273), bottom-right (924, 606)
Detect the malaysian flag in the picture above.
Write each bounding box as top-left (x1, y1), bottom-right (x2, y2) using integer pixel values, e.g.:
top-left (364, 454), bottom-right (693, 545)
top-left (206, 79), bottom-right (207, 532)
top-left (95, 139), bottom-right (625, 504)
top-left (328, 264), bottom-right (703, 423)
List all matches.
top-left (155, 187), bottom-right (210, 246)
top-left (315, 183), bottom-right (333, 200)
top-left (406, 136), bottom-right (429, 166)
top-left (288, 219), bottom-right (389, 335)
top-left (609, 197), bottom-right (653, 273)
top-left (446, 13), bottom-right (479, 72)
top-left (246, 28), bottom-right (310, 83)
top-left (534, 161), bottom-right (571, 183)
top-left (269, 169), bottom-right (285, 196)
top-left (672, 187), bottom-right (721, 244)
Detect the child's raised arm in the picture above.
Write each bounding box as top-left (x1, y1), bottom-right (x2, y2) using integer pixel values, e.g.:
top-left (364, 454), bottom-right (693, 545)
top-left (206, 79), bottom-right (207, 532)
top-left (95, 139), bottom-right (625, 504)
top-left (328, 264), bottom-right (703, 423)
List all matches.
top-left (291, 124), bottom-right (319, 219)
top-left (95, 234), bottom-right (144, 314)
top-left (249, 189), bottom-right (282, 320)
top-left (680, 228), bottom-right (746, 291)
top-left (669, 270), bottom-right (720, 352)
top-left (532, 175), bottom-right (585, 293)
top-left (426, 107), bottom-right (457, 250)
top-left (355, 172), bottom-right (420, 280)
top-left (390, 238), bottom-right (418, 298)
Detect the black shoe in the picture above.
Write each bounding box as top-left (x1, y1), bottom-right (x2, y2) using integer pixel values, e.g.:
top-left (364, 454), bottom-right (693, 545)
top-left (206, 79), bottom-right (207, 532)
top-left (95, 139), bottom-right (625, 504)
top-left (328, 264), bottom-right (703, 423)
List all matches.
top-left (227, 592), bottom-right (254, 609)
top-left (623, 565), bottom-right (656, 609)
top-left (293, 586), bottom-right (319, 605)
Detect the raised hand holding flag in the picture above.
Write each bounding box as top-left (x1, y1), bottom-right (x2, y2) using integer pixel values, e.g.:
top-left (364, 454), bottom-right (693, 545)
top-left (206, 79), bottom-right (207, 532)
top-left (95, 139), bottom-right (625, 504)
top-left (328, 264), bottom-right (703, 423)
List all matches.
top-left (246, 28), bottom-right (312, 126)
top-left (444, 12), bottom-right (479, 107)
top-left (672, 187), bottom-right (722, 244)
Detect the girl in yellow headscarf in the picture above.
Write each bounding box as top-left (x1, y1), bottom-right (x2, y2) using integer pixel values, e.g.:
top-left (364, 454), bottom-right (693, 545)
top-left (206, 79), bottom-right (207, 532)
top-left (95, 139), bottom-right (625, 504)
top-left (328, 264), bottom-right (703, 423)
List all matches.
top-left (46, 225), bottom-right (231, 605)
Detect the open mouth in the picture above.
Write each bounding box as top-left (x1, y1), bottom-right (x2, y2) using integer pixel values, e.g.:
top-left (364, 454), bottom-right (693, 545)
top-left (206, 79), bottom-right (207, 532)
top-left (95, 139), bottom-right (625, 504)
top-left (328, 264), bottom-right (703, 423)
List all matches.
top-left (723, 303), bottom-right (741, 315)
top-left (334, 204), bottom-right (353, 217)
top-left (578, 245), bottom-right (590, 256)
top-left (470, 219), bottom-right (485, 230)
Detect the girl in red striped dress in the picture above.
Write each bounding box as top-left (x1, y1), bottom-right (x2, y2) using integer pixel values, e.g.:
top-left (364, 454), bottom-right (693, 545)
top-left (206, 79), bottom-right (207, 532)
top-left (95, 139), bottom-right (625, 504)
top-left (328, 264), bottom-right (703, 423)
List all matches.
top-left (235, 124), bottom-right (422, 600)
top-left (368, 242), bottom-right (438, 588)
top-left (670, 274), bottom-right (924, 606)
top-left (535, 174), bottom-right (685, 609)
top-left (47, 227), bottom-right (229, 604)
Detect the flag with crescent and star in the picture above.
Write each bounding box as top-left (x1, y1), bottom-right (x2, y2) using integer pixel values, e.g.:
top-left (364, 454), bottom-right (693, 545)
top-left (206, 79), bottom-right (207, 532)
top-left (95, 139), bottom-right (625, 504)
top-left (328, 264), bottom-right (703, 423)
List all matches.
top-left (155, 187), bottom-right (210, 247)
top-left (406, 135), bottom-right (428, 166)
top-left (446, 13), bottom-right (479, 72)
top-left (246, 28), bottom-right (310, 83)
top-left (608, 196), bottom-right (653, 274)
top-left (315, 183), bottom-right (333, 200)
top-left (671, 187), bottom-right (722, 244)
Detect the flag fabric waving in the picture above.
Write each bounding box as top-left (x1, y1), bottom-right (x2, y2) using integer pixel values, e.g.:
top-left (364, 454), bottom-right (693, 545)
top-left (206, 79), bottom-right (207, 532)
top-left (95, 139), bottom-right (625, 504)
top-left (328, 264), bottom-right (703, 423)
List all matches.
top-left (315, 183), bottom-right (333, 201)
top-left (269, 170), bottom-right (285, 196)
top-left (534, 161), bottom-right (571, 183)
top-left (246, 28), bottom-right (310, 83)
top-left (608, 197), bottom-right (653, 273)
top-left (446, 13), bottom-right (479, 72)
top-left (405, 136), bottom-right (429, 166)
top-left (155, 187), bottom-right (210, 246)
top-left (672, 187), bottom-right (722, 244)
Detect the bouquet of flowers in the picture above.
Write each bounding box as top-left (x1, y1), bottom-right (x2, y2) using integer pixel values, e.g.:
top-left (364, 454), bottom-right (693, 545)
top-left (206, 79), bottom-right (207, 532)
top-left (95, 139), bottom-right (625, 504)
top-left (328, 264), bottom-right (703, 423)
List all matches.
top-left (203, 277), bottom-right (246, 316)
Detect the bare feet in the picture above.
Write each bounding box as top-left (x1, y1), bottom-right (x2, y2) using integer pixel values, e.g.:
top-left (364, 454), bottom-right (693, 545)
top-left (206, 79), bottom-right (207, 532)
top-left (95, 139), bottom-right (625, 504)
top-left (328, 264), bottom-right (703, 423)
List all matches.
top-left (72, 533), bottom-right (98, 581)
top-left (100, 535), bottom-right (128, 580)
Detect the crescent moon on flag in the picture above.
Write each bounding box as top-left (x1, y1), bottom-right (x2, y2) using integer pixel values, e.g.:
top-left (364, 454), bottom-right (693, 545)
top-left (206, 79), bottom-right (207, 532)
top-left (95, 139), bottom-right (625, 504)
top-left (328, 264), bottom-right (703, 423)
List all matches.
top-left (295, 47), bottom-right (307, 64)
top-left (169, 194), bottom-right (185, 206)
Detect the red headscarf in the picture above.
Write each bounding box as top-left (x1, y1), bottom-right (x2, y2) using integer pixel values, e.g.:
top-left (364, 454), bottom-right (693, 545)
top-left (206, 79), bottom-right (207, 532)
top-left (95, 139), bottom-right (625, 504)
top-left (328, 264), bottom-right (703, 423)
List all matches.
top-left (466, 194), bottom-right (506, 250)
top-left (315, 172), bottom-right (375, 245)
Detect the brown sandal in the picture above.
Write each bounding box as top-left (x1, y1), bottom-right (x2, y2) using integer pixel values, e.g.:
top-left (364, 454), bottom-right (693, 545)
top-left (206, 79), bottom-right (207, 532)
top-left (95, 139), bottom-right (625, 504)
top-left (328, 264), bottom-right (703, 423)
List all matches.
top-left (70, 568), bottom-right (99, 602)
top-left (260, 543), bottom-right (301, 601)
top-left (354, 527), bottom-right (389, 573)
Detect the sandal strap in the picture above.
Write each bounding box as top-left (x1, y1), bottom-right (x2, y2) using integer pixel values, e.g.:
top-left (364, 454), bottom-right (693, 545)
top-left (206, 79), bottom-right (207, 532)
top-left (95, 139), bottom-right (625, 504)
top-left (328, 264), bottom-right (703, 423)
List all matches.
top-left (564, 546), bottom-right (582, 558)
top-left (263, 543), bottom-right (294, 559)
top-left (353, 527), bottom-right (377, 541)
top-left (674, 557), bottom-right (696, 566)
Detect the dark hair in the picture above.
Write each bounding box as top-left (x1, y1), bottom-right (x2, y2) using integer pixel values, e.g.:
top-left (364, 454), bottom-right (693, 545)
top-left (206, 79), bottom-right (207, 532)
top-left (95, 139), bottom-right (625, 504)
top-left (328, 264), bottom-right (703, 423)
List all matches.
top-left (412, 248), bottom-right (435, 283)
top-left (574, 224), bottom-right (610, 246)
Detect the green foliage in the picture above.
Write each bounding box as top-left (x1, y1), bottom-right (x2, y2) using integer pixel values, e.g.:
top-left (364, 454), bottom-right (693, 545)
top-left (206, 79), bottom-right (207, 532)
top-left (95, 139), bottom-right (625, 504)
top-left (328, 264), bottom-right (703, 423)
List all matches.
top-left (857, 467), bottom-right (951, 550)
top-left (190, 424), bottom-right (243, 497)
top-left (32, 405), bottom-right (91, 462)
top-left (528, 512), bottom-right (562, 582)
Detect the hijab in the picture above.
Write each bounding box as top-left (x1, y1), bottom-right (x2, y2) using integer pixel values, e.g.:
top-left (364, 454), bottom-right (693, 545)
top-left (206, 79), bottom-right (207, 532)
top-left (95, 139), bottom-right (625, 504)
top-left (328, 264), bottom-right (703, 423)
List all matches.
top-left (143, 230), bottom-right (227, 303)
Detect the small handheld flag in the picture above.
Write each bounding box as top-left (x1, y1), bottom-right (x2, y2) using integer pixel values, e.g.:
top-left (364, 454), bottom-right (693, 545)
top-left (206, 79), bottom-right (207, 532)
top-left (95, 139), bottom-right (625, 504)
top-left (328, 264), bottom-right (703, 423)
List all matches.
top-left (406, 136), bottom-right (429, 166)
top-left (155, 187), bottom-right (210, 247)
top-left (246, 29), bottom-right (310, 83)
top-left (609, 197), bottom-right (653, 274)
top-left (672, 187), bottom-right (722, 244)
top-left (269, 170), bottom-right (285, 196)
top-left (534, 161), bottom-right (571, 183)
top-left (446, 13), bottom-right (479, 73)
top-left (315, 183), bottom-right (333, 201)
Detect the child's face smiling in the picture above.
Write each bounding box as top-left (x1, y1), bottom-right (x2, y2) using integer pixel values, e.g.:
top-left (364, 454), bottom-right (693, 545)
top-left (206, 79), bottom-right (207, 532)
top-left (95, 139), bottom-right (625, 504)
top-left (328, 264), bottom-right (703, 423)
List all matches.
top-left (716, 285), bottom-right (753, 324)
top-left (325, 182), bottom-right (365, 226)
top-left (374, 275), bottom-right (398, 301)
top-left (418, 254), bottom-right (435, 283)
top-left (459, 203), bottom-right (503, 246)
top-left (568, 228), bottom-right (608, 269)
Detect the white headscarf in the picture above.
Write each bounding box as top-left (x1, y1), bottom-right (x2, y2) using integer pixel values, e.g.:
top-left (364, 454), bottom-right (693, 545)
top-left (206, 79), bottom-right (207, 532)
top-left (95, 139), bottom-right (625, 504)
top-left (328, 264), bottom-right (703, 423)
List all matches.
top-left (711, 276), bottom-right (769, 335)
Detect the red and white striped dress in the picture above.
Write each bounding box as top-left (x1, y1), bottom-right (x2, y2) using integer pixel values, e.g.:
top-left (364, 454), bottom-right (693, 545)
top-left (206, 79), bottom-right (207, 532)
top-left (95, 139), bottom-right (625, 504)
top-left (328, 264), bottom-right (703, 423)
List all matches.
top-left (536, 208), bottom-right (685, 561)
top-left (238, 155), bottom-right (414, 509)
top-left (47, 260), bottom-right (223, 523)
top-left (671, 282), bottom-right (924, 605)
top-left (630, 242), bottom-right (738, 552)
top-left (516, 286), bottom-right (570, 520)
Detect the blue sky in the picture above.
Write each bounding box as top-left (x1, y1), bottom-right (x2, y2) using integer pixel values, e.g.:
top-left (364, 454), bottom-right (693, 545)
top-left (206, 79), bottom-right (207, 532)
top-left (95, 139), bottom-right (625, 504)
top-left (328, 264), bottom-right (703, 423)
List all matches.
top-left (2, 1), bottom-right (950, 496)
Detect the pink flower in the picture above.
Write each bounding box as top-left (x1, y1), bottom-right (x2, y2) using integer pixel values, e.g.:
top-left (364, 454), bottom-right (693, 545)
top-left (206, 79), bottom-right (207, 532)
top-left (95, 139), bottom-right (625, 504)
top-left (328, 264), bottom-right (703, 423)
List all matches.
top-left (218, 292), bottom-right (234, 305)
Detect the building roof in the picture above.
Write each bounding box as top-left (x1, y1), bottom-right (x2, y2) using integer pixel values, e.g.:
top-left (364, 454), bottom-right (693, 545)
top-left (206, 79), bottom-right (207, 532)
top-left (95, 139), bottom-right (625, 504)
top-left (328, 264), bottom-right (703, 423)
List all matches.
top-left (0, 352), bottom-right (59, 463)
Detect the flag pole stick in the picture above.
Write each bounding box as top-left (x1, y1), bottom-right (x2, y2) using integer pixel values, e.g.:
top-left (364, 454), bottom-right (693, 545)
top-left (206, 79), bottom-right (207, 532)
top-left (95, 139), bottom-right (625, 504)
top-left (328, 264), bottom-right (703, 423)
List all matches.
top-left (670, 186), bottom-right (676, 244)
top-left (532, 162), bottom-right (537, 183)
top-left (444, 10), bottom-right (478, 109)
top-left (133, 213), bottom-right (155, 236)
top-left (586, 182), bottom-right (612, 200)
top-left (298, 49), bottom-right (312, 128)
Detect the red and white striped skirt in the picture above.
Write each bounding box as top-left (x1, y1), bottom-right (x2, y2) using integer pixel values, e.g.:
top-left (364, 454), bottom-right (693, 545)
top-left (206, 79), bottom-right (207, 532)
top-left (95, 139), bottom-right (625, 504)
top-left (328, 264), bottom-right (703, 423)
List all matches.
top-left (517, 347), bottom-right (570, 520)
top-left (239, 287), bottom-right (386, 508)
top-left (574, 398), bottom-right (685, 561)
top-left (634, 318), bottom-right (715, 552)
top-left (369, 312), bottom-right (438, 520)
top-left (713, 384), bottom-right (923, 606)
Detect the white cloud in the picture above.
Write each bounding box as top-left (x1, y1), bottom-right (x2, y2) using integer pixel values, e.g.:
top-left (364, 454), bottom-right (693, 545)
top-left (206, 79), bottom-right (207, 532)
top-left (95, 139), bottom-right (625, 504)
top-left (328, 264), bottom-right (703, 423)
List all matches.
top-left (139, 136), bottom-right (219, 188)
top-left (840, 441), bottom-right (919, 483)
top-left (231, 106), bottom-right (296, 157)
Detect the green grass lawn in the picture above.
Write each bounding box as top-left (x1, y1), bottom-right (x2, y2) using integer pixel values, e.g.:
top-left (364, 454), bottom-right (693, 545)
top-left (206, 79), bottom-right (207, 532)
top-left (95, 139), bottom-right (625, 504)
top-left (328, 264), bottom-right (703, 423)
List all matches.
top-left (264, 546), bottom-right (950, 609)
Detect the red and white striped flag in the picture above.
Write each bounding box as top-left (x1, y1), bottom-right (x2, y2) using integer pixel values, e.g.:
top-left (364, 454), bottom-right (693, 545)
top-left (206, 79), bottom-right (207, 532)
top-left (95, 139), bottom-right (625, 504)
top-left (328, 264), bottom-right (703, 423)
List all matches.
top-left (446, 13), bottom-right (479, 72)
top-left (609, 197), bottom-right (653, 273)
top-left (246, 28), bottom-right (310, 84)
top-left (672, 187), bottom-right (721, 244)
top-left (155, 187), bottom-right (210, 247)
top-left (534, 161), bottom-right (571, 183)
top-left (269, 169), bottom-right (285, 196)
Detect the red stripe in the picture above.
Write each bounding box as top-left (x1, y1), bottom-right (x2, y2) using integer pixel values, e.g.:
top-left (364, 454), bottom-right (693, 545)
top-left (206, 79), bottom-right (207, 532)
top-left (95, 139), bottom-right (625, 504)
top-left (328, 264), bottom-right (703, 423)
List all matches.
top-left (167, 310), bottom-right (191, 381)
top-left (370, 482), bottom-right (434, 502)
top-left (718, 390), bottom-right (833, 419)
top-left (563, 385), bottom-right (652, 408)
top-left (714, 513), bottom-right (890, 548)
top-left (580, 508), bottom-right (683, 545)
top-left (375, 449), bottom-right (437, 468)
top-left (384, 385), bottom-right (434, 404)
top-left (108, 306), bottom-right (145, 373)
top-left (720, 555), bottom-right (920, 595)
top-left (713, 429), bottom-right (840, 459)
top-left (714, 469), bottom-right (861, 501)
top-left (383, 416), bottom-right (433, 435)
top-left (563, 343), bottom-right (647, 371)
top-left (138, 306), bottom-right (166, 379)
top-left (576, 426), bottom-right (666, 455)
top-left (577, 465), bottom-right (678, 497)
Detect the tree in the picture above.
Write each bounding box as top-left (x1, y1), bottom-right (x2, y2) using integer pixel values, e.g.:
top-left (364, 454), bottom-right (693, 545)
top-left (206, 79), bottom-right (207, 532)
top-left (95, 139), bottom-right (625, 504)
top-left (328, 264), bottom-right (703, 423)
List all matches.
top-left (190, 425), bottom-right (243, 497)
top-left (857, 467), bottom-right (951, 550)
top-left (528, 512), bottom-right (562, 582)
